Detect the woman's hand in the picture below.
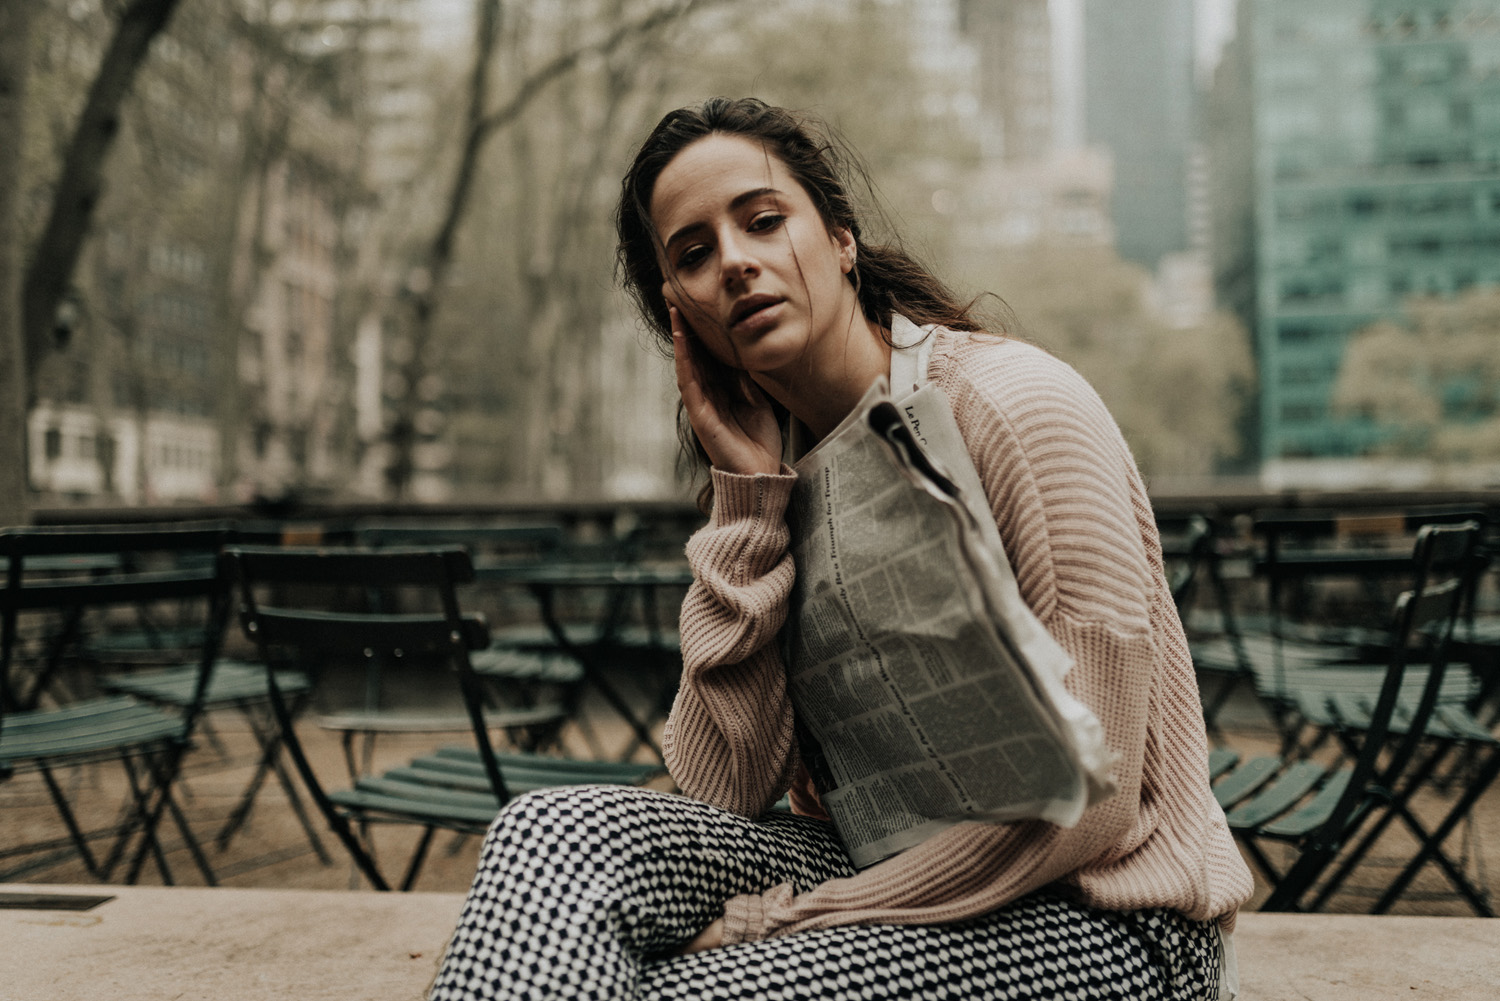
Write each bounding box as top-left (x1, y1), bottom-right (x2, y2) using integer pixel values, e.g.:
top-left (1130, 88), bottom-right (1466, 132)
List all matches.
top-left (675, 917), bottom-right (726, 955)
top-left (670, 305), bottom-right (782, 477)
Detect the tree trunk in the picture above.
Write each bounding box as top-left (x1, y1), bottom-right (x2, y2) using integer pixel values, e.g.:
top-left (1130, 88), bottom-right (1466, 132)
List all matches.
top-left (20, 0), bottom-right (183, 399)
top-left (384, 0), bottom-right (722, 497)
top-left (0, 0), bottom-right (36, 526)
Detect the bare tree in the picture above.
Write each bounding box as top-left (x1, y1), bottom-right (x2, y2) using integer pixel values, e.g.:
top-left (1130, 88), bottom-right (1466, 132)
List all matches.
top-left (384, 0), bottom-right (725, 497)
top-left (0, 0), bottom-right (37, 525)
top-left (219, 5), bottom-right (332, 498)
top-left (20, 0), bottom-right (183, 400)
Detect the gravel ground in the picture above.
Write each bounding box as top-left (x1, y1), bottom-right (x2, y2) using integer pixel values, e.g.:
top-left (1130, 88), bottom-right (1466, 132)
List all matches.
top-left (2, 672), bottom-right (1495, 915)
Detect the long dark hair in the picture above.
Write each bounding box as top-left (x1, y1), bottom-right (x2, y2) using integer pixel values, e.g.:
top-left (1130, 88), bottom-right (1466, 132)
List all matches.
top-left (615, 97), bottom-right (990, 504)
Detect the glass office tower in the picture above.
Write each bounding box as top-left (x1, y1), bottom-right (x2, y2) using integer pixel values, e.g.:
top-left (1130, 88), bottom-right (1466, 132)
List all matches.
top-left (1244, 1), bottom-right (1500, 476)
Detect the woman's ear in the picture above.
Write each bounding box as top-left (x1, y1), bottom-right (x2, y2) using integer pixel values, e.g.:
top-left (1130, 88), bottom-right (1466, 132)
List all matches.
top-left (834, 227), bottom-right (857, 275)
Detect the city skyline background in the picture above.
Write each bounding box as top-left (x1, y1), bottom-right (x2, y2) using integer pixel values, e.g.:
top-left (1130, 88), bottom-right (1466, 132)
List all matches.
top-left (9, 0), bottom-right (1499, 513)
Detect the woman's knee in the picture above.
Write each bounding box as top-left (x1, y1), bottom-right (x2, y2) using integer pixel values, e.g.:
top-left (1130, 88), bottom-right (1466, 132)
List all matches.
top-left (482, 785), bottom-right (681, 860)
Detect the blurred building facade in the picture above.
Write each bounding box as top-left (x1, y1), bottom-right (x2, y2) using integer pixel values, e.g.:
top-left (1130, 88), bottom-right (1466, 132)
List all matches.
top-left (22, 0), bottom-right (431, 506)
top-left (1210, 0), bottom-right (1500, 486)
top-left (948, 0), bottom-right (1114, 250)
top-left (26, 1), bottom-right (238, 504)
top-left (1082, 0), bottom-right (1198, 270)
top-left (958, 0), bottom-right (1054, 162)
top-left (247, 0), bottom-right (440, 502)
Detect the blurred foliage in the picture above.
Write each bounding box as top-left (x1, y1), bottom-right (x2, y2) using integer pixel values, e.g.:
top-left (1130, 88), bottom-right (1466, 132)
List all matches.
top-left (1333, 285), bottom-right (1500, 462)
top-left (976, 245), bottom-right (1253, 481)
top-left (440, 0), bottom-right (1250, 495)
top-left (16, 0), bottom-right (1254, 504)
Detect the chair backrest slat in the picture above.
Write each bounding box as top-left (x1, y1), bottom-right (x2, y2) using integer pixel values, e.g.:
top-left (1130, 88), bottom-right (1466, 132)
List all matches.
top-left (0, 522), bottom-right (233, 558)
top-left (356, 521), bottom-right (564, 553)
top-left (6, 568), bottom-right (219, 611)
top-left (247, 607), bottom-right (489, 657)
top-left (223, 545), bottom-right (476, 588)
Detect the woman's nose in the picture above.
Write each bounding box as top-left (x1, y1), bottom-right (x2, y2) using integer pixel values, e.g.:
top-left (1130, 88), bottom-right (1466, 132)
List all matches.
top-left (718, 232), bottom-right (758, 286)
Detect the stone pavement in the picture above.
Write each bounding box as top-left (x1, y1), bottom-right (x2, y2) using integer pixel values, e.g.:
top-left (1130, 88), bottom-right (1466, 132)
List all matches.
top-left (3, 883), bottom-right (1497, 1000)
top-left (2, 678), bottom-right (1496, 997)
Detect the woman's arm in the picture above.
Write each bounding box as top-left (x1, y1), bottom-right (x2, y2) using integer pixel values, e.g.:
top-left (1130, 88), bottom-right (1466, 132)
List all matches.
top-left (715, 340), bottom-right (1164, 943)
top-left (662, 304), bottom-right (804, 815)
top-left (664, 467), bottom-right (803, 817)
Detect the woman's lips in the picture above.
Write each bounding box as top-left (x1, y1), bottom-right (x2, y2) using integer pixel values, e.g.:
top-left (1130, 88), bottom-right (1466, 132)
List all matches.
top-left (730, 298), bottom-right (783, 333)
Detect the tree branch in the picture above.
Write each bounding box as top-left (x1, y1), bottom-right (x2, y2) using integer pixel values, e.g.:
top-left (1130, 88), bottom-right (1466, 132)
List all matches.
top-left (21, 0), bottom-right (184, 393)
top-left (384, 0), bottom-right (718, 494)
top-left (476, 0), bottom-right (714, 140)
top-left (424, 0), bottom-right (719, 286)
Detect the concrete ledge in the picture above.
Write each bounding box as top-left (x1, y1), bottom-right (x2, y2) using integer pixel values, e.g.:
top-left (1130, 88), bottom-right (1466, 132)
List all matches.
top-left (1234, 912), bottom-right (1499, 1000)
top-left (3, 883), bottom-right (1496, 1000)
top-left (2, 883), bottom-right (464, 1001)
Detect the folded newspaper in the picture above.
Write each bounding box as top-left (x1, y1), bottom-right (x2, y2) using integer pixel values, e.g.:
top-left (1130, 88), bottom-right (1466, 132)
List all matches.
top-left (785, 377), bottom-right (1116, 869)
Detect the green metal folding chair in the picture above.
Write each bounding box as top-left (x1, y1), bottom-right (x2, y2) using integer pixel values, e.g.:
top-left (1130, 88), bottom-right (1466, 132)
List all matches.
top-left (0, 523), bottom-right (233, 884)
top-left (1195, 507), bottom-right (1486, 752)
top-left (1212, 521), bottom-right (1485, 913)
top-left (221, 544), bottom-right (664, 891)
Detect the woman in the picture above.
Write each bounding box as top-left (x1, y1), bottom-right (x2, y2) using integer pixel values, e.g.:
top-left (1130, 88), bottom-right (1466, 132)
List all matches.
top-left (429, 97), bottom-right (1252, 1001)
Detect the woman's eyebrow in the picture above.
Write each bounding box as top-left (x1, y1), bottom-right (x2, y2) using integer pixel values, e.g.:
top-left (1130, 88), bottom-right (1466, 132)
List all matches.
top-left (665, 187), bottom-right (784, 251)
top-left (729, 186), bottom-right (782, 211)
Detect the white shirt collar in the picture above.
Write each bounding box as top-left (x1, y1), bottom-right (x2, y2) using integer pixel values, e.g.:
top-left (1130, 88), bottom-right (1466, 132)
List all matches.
top-left (888, 314), bottom-right (935, 397)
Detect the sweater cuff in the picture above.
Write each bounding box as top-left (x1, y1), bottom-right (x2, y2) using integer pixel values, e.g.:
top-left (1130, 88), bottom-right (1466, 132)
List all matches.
top-left (720, 893), bottom-right (766, 945)
top-left (720, 883), bottom-right (796, 944)
top-left (708, 465), bottom-right (796, 525)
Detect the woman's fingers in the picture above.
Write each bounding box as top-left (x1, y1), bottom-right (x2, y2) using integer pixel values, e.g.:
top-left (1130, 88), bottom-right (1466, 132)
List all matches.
top-left (670, 307), bottom-right (704, 398)
top-left (675, 917), bottom-right (726, 955)
top-left (671, 310), bottom-right (718, 433)
top-left (669, 307), bottom-right (781, 476)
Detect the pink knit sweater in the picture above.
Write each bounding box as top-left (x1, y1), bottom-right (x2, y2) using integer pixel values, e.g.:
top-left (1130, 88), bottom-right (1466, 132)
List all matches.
top-left (662, 329), bottom-right (1254, 945)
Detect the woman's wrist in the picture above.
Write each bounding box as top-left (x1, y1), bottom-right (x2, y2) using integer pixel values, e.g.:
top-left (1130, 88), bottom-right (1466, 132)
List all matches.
top-left (712, 460), bottom-right (783, 478)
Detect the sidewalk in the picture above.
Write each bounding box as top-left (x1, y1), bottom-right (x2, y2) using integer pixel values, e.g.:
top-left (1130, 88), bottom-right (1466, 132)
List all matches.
top-left (4, 883), bottom-right (1497, 1001)
top-left (2, 677), bottom-right (1496, 999)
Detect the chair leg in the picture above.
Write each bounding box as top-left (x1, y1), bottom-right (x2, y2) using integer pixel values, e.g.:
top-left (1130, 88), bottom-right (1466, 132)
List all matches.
top-left (1261, 840), bottom-right (1338, 912)
top-left (161, 783), bottom-right (218, 886)
top-left (1309, 807), bottom-right (1396, 911)
top-left (215, 701), bottom-right (332, 864)
top-left (1314, 740), bottom-right (1491, 914)
top-left (1236, 834), bottom-right (1285, 892)
top-left (108, 745), bottom-right (216, 887)
top-left (400, 826), bottom-right (438, 891)
top-left (114, 752), bottom-right (177, 885)
top-left (336, 815), bottom-right (390, 891)
top-left (37, 764), bottom-right (104, 879)
top-left (215, 709), bottom-right (276, 847)
top-left (1373, 746), bottom-right (1500, 916)
top-left (1382, 798), bottom-right (1490, 913)
top-left (1307, 733), bottom-right (1467, 911)
top-left (260, 689), bottom-right (392, 891)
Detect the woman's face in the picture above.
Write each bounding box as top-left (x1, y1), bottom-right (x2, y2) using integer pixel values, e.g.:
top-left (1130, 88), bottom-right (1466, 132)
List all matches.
top-left (649, 133), bottom-right (859, 383)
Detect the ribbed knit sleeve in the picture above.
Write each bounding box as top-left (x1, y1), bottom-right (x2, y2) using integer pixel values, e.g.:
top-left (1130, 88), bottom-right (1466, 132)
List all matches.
top-left (676, 332), bottom-right (1253, 945)
top-left (663, 466), bottom-right (802, 817)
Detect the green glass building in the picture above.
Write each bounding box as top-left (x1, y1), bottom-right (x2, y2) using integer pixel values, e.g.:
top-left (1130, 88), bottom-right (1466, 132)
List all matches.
top-left (1236, 0), bottom-right (1500, 473)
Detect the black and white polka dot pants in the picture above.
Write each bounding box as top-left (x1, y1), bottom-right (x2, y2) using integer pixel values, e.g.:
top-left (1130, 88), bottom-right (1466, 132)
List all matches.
top-left (429, 785), bottom-right (1221, 1001)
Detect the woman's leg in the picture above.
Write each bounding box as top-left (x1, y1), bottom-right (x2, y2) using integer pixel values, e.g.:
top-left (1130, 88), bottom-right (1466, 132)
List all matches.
top-left (637, 893), bottom-right (1223, 1001)
top-left (428, 785), bottom-right (855, 1001)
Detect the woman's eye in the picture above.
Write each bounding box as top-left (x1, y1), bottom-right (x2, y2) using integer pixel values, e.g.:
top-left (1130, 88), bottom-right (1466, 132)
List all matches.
top-left (749, 213), bottom-right (785, 232)
top-left (675, 245), bottom-right (709, 270)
